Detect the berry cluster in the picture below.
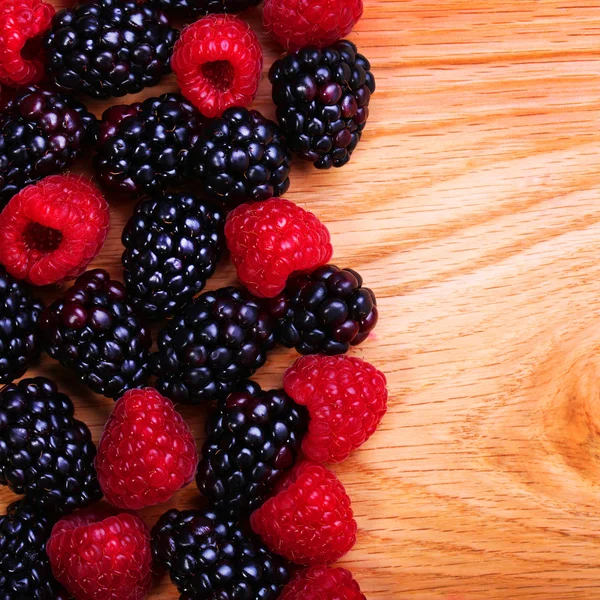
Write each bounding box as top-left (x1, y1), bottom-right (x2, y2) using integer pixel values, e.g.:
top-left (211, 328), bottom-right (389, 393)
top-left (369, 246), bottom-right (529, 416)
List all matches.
top-left (0, 0), bottom-right (384, 598)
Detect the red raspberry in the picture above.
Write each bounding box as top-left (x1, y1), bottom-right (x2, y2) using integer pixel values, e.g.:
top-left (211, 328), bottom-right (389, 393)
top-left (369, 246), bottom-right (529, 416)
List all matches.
top-left (250, 460), bottom-right (356, 565)
top-left (225, 199), bottom-right (333, 298)
top-left (263, 0), bottom-right (362, 50)
top-left (95, 388), bottom-right (198, 510)
top-left (46, 510), bottom-right (153, 600)
top-left (171, 15), bottom-right (263, 118)
top-left (284, 355), bottom-right (387, 463)
top-left (281, 566), bottom-right (366, 600)
top-left (0, 0), bottom-right (54, 87)
top-left (0, 175), bottom-right (110, 286)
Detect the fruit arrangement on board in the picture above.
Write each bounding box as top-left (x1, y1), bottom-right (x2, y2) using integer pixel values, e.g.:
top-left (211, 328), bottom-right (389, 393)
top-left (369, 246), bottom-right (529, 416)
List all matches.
top-left (0, 0), bottom-right (387, 597)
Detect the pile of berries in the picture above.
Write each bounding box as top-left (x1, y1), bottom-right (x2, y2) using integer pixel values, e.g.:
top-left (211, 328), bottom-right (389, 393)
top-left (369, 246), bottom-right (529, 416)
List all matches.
top-left (0, 0), bottom-right (386, 597)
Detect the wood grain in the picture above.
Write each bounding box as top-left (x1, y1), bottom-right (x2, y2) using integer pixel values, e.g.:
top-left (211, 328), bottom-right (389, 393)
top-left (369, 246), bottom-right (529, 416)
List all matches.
top-left (3, 1), bottom-right (600, 598)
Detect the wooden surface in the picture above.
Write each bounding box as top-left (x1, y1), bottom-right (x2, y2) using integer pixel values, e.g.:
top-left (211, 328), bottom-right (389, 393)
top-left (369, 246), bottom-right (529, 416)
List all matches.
top-left (3, 1), bottom-right (600, 598)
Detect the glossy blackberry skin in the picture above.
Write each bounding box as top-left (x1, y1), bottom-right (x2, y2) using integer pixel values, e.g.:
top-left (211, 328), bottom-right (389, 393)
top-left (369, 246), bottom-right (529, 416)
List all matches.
top-left (0, 267), bottom-right (44, 385)
top-left (40, 269), bottom-right (152, 399)
top-left (44, 0), bottom-right (178, 99)
top-left (152, 509), bottom-right (289, 600)
top-left (0, 377), bottom-right (102, 515)
top-left (270, 264), bottom-right (378, 354)
top-left (0, 499), bottom-right (70, 600)
top-left (152, 287), bottom-right (276, 405)
top-left (196, 380), bottom-right (307, 518)
top-left (122, 194), bottom-right (226, 320)
top-left (191, 107), bottom-right (291, 207)
top-left (148, 0), bottom-right (260, 14)
top-left (93, 93), bottom-right (203, 196)
top-left (0, 87), bottom-right (97, 207)
top-left (269, 40), bottom-right (375, 169)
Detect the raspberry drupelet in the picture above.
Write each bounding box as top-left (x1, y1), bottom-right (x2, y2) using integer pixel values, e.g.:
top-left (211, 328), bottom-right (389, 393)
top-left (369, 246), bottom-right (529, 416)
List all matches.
top-left (281, 565), bottom-right (366, 600)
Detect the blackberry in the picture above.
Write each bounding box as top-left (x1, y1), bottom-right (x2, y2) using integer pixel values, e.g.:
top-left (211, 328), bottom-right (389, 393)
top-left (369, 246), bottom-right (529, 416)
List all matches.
top-left (152, 508), bottom-right (289, 600)
top-left (148, 0), bottom-right (260, 14)
top-left (0, 499), bottom-right (70, 600)
top-left (122, 193), bottom-right (226, 320)
top-left (196, 380), bottom-right (307, 518)
top-left (0, 267), bottom-right (43, 385)
top-left (40, 269), bottom-right (152, 399)
top-left (152, 287), bottom-right (276, 404)
top-left (0, 86), bottom-right (96, 207)
top-left (44, 0), bottom-right (178, 99)
top-left (269, 40), bottom-right (375, 169)
top-left (191, 107), bottom-right (291, 207)
top-left (0, 377), bottom-right (102, 515)
top-left (270, 264), bottom-right (378, 354)
top-left (93, 93), bottom-right (202, 196)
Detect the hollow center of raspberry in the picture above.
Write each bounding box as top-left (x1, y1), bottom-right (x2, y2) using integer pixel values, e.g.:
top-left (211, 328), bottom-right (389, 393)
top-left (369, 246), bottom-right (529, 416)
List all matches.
top-left (23, 222), bottom-right (63, 253)
top-left (22, 37), bottom-right (43, 61)
top-left (201, 61), bottom-right (235, 92)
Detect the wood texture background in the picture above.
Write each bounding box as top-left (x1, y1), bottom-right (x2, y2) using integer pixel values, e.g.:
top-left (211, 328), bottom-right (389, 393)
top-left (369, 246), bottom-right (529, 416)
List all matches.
top-left (3, 1), bottom-right (600, 598)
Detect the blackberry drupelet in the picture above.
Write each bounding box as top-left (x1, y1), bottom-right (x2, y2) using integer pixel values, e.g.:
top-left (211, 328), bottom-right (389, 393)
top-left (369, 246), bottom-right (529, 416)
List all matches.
top-left (196, 380), bottom-right (307, 518)
top-left (40, 269), bottom-right (152, 399)
top-left (0, 377), bottom-right (102, 515)
top-left (0, 267), bottom-right (43, 385)
top-left (191, 107), bottom-right (291, 207)
top-left (152, 287), bottom-right (276, 404)
top-left (0, 86), bottom-right (97, 207)
top-left (122, 193), bottom-right (226, 320)
top-left (148, 0), bottom-right (261, 15)
top-left (270, 264), bottom-right (378, 354)
top-left (152, 508), bottom-right (290, 599)
top-left (93, 93), bottom-right (202, 196)
top-left (0, 499), bottom-right (70, 600)
top-left (269, 40), bottom-right (375, 169)
top-left (44, 0), bottom-right (178, 98)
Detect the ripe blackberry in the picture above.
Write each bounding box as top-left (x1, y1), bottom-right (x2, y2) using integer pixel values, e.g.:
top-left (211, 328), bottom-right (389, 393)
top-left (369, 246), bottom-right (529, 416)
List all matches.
top-left (148, 0), bottom-right (260, 15)
top-left (0, 86), bottom-right (97, 207)
top-left (41, 269), bottom-right (152, 399)
top-left (93, 94), bottom-right (202, 196)
top-left (122, 193), bottom-right (225, 320)
top-left (196, 380), bottom-right (307, 518)
top-left (269, 40), bottom-right (375, 169)
top-left (44, 0), bottom-right (178, 98)
top-left (152, 287), bottom-right (276, 404)
top-left (152, 508), bottom-right (290, 599)
top-left (191, 107), bottom-right (291, 207)
top-left (0, 266), bottom-right (43, 385)
top-left (0, 377), bottom-right (102, 514)
top-left (0, 499), bottom-right (70, 600)
top-left (270, 264), bottom-right (378, 354)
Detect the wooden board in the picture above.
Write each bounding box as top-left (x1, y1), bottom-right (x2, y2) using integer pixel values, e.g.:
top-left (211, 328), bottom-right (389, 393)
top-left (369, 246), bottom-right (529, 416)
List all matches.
top-left (3, 1), bottom-right (600, 598)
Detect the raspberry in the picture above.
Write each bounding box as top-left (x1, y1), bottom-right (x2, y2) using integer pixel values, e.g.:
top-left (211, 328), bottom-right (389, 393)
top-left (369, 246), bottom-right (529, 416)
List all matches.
top-left (263, 0), bottom-right (362, 50)
top-left (95, 387), bottom-right (198, 509)
top-left (225, 199), bottom-right (333, 298)
top-left (0, 0), bottom-right (54, 87)
top-left (0, 175), bottom-right (110, 286)
top-left (47, 510), bottom-right (153, 600)
top-left (171, 15), bottom-right (263, 118)
top-left (284, 355), bottom-right (387, 462)
top-left (250, 460), bottom-right (357, 565)
top-left (281, 566), bottom-right (366, 600)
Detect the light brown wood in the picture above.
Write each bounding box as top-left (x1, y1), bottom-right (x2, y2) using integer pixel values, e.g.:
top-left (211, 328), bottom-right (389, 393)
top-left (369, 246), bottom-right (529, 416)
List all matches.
top-left (3, 1), bottom-right (600, 598)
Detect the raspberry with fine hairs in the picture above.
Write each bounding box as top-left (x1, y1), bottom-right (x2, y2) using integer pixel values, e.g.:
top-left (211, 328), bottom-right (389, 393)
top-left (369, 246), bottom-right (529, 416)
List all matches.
top-left (95, 387), bottom-right (198, 509)
top-left (0, 0), bottom-right (55, 87)
top-left (250, 460), bottom-right (357, 565)
top-left (284, 354), bottom-right (387, 462)
top-left (171, 15), bottom-right (263, 118)
top-left (225, 199), bottom-right (333, 298)
top-left (281, 565), bottom-right (366, 600)
top-left (0, 175), bottom-right (110, 286)
top-left (47, 510), bottom-right (153, 600)
top-left (263, 0), bottom-right (362, 50)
